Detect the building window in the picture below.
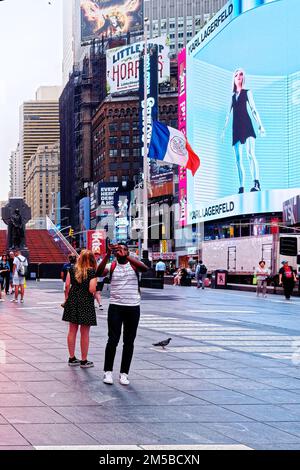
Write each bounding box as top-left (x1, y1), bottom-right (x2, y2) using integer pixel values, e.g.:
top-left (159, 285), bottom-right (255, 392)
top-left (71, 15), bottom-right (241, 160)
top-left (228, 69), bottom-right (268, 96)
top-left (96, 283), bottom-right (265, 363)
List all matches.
top-left (132, 148), bottom-right (140, 157)
top-left (109, 136), bottom-right (118, 145)
top-left (121, 135), bottom-right (130, 144)
top-left (109, 123), bottom-right (118, 132)
top-left (121, 149), bottom-right (130, 158)
top-left (121, 122), bottom-right (130, 131)
top-left (109, 149), bottom-right (118, 157)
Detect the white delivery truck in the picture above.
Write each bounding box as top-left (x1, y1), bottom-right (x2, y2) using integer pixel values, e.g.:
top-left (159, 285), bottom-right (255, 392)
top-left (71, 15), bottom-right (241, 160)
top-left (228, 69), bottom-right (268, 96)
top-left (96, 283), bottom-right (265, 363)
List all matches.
top-left (201, 233), bottom-right (300, 284)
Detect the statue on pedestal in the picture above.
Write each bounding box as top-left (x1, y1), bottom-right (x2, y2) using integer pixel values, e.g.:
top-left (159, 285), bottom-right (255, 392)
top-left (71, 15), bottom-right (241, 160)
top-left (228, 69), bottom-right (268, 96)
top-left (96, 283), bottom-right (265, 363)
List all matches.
top-left (1, 199), bottom-right (31, 250)
top-left (9, 208), bottom-right (24, 249)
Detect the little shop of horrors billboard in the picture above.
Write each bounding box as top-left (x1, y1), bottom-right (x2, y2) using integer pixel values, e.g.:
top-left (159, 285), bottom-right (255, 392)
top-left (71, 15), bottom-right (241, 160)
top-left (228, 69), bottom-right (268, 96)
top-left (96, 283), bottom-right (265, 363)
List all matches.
top-left (106, 35), bottom-right (170, 94)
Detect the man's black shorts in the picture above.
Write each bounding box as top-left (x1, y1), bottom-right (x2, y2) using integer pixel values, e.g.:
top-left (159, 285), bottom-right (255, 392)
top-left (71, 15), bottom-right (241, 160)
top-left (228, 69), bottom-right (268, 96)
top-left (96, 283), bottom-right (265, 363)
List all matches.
top-left (96, 281), bottom-right (104, 292)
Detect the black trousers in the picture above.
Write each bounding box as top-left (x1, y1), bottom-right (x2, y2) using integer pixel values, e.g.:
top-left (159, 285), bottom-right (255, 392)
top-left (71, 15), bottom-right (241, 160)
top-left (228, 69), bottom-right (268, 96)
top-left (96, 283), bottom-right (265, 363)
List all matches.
top-left (104, 304), bottom-right (140, 374)
top-left (283, 281), bottom-right (294, 299)
top-left (156, 271), bottom-right (164, 279)
top-left (5, 273), bottom-right (10, 294)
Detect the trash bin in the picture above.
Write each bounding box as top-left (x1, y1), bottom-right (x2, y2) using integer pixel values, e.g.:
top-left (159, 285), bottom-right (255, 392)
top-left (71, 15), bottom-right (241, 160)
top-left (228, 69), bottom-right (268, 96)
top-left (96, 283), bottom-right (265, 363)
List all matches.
top-left (211, 270), bottom-right (228, 289)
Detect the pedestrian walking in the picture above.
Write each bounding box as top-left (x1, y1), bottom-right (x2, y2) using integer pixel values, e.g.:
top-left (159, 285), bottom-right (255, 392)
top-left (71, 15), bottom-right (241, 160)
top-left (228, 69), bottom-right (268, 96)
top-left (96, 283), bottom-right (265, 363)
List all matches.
top-left (279, 260), bottom-right (297, 300)
top-left (11, 249), bottom-right (28, 304)
top-left (0, 255), bottom-right (10, 302)
top-left (62, 250), bottom-right (98, 368)
top-left (8, 251), bottom-right (15, 294)
top-left (60, 253), bottom-right (77, 307)
top-left (255, 260), bottom-right (270, 298)
top-left (155, 258), bottom-right (166, 280)
top-left (96, 243), bottom-right (148, 386)
top-left (195, 260), bottom-right (207, 289)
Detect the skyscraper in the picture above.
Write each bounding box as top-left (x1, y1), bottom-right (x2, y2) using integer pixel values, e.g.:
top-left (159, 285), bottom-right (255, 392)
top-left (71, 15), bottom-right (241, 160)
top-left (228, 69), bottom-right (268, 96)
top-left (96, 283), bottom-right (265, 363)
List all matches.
top-left (62, 0), bottom-right (89, 86)
top-left (9, 144), bottom-right (22, 198)
top-left (144, 0), bottom-right (227, 54)
top-left (19, 86), bottom-right (61, 198)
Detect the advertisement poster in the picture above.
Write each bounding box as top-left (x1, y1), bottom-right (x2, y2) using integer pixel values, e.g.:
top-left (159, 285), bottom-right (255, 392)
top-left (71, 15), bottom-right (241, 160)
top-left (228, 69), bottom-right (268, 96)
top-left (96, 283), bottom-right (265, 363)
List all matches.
top-left (114, 191), bottom-right (131, 242)
top-left (178, 48), bottom-right (187, 227)
top-left (79, 197), bottom-right (91, 248)
top-left (87, 230), bottom-right (106, 255)
top-left (186, 0), bottom-right (300, 224)
top-left (106, 36), bottom-right (170, 94)
top-left (80, 0), bottom-right (143, 43)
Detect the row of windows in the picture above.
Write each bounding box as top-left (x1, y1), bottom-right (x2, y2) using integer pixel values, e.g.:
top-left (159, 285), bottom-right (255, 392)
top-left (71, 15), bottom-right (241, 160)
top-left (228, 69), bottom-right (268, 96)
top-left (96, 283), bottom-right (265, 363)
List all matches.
top-left (109, 149), bottom-right (141, 158)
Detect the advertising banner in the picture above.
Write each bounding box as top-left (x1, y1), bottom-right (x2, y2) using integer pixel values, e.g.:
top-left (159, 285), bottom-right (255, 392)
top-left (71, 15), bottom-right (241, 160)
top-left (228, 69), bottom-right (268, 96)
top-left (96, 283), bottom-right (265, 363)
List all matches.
top-left (114, 191), bottom-right (131, 242)
top-left (139, 46), bottom-right (174, 198)
top-left (178, 48), bottom-right (188, 227)
top-left (97, 183), bottom-right (119, 218)
top-left (186, 0), bottom-right (300, 224)
top-left (87, 230), bottom-right (106, 255)
top-left (80, 0), bottom-right (143, 43)
top-left (79, 197), bottom-right (91, 247)
top-left (106, 36), bottom-right (170, 94)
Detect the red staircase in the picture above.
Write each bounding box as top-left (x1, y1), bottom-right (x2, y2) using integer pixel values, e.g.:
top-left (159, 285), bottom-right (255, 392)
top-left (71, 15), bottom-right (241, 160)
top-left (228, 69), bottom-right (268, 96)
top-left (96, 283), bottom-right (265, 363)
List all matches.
top-left (0, 229), bottom-right (68, 264)
top-left (0, 231), bottom-right (6, 256)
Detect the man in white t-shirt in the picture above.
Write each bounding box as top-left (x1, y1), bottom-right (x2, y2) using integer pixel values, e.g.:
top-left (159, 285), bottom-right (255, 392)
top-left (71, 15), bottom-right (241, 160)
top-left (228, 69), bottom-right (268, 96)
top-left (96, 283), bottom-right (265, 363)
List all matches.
top-left (11, 249), bottom-right (28, 304)
top-left (96, 243), bottom-right (148, 386)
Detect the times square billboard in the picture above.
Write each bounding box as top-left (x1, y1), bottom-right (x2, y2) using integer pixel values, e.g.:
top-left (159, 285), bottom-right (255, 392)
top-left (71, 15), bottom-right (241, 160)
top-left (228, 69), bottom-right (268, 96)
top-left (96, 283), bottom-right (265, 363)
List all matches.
top-left (185, 0), bottom-right (300, 225)
top-left (80, 0), bottom-right (143, 42)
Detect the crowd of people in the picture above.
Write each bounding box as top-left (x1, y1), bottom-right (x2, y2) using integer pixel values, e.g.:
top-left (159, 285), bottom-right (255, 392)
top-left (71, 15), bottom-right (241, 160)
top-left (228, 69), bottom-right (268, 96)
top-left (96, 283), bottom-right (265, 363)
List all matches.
top-left (0, 249), bottom-right (28, 303)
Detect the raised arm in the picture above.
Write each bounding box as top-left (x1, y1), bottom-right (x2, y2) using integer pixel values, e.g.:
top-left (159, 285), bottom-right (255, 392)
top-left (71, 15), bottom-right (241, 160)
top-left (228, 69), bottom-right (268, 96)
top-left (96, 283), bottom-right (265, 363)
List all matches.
top-left (95, 252), bottom-right (110, 277)
top-left (247, 90), bottom-right (265, 136)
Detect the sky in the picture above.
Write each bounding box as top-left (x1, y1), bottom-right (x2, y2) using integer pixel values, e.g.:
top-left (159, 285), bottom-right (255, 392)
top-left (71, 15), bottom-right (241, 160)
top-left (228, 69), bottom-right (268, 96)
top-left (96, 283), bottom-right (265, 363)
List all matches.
top-left (0, 0), bottom-right (63, 201)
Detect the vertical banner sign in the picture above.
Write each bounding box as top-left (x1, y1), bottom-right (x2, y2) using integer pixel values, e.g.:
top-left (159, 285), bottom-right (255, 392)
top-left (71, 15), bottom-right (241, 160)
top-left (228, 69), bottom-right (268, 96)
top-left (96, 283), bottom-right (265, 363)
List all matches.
top-left (114, 191), bottom-right (131, 242)
top-left (87, 230), bottom-right (106, 255)
top-left (139, 45), bottom-right (159, 166)
top-left (178, 48), bottom-right (187, 227)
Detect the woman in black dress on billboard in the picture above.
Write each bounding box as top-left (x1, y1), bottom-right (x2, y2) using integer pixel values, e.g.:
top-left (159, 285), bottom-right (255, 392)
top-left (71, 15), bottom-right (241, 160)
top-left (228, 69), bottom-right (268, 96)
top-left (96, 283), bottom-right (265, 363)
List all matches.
top-left (222, 68), bottom-right (266, 194)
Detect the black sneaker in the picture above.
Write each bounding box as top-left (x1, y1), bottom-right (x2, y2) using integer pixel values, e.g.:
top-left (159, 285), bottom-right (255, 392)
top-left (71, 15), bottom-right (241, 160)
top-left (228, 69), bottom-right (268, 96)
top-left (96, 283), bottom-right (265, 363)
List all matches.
top-left (80, 360), bottom-right (94, 368)
top-left (68, 357), bottom-right (81, 366)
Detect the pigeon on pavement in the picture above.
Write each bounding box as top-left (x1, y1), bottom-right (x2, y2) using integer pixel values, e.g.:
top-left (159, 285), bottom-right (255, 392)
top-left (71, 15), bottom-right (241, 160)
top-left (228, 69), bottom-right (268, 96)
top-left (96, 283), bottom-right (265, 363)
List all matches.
top-left (152, 338), bottom-right (172, 349)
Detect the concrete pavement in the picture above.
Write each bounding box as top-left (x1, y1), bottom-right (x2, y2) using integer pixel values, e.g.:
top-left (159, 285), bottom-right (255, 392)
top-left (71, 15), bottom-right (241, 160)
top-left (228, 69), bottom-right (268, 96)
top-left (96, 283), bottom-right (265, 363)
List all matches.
top-left (1, 282), bottom-right (300, 449)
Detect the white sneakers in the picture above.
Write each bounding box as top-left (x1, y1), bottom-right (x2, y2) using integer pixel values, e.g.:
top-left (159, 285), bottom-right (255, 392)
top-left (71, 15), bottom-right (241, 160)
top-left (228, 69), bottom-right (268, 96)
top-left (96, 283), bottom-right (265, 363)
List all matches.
top-left (119, 373), bottom-right (130, 386)
top-left (103, 371), bottom-right (114, 384)
top-left (103, 371), bottom-right (130, 386)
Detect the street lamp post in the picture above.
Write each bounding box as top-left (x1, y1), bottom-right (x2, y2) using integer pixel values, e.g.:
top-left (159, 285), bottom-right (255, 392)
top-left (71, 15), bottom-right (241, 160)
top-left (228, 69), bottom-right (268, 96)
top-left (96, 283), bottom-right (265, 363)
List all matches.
top-left (142, 17), bottom-right (149, 253)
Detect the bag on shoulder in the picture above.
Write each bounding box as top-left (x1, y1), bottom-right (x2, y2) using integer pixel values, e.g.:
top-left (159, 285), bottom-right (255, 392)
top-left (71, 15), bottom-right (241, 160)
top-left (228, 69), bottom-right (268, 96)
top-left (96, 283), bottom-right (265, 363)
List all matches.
top-left (199, 264), bottom-right (207, 274)
top-left (17, 257), bottom-right (27, 278)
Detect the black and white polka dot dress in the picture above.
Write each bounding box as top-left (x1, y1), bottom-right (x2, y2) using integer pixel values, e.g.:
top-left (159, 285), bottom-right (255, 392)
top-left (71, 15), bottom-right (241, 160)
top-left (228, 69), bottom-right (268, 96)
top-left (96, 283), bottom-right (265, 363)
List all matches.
top-left (62, 267), bottom-right (97, 326)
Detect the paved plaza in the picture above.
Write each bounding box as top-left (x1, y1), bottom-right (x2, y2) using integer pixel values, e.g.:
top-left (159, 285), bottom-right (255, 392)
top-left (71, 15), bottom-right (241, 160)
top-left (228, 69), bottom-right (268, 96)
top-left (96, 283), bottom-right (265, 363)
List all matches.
top-left (1, 282), bottom-right (300, 450)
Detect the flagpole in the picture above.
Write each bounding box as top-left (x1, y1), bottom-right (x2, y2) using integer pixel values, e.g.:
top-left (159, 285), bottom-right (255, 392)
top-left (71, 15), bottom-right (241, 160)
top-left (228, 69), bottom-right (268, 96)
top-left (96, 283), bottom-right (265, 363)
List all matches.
top-left (142, 17), bottom-right (149, 253)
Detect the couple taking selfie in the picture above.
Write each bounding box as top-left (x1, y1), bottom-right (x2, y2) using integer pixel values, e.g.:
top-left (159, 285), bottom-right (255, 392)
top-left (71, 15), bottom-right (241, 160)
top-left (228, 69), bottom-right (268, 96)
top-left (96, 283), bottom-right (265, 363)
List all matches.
top-left (62, 243), bottom-right (148, 386)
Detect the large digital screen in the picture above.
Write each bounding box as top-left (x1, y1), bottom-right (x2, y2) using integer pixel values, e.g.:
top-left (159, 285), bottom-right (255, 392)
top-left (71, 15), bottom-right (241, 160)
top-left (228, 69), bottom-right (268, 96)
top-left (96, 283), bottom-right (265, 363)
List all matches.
top-left (186, 0), bottom-right (300, 224)
top-left (81, 0), bottom-right (143, 43)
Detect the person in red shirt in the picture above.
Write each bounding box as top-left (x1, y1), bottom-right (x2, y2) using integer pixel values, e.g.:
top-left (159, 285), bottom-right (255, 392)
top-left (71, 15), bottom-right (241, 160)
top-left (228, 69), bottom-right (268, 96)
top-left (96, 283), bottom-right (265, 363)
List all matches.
top-left (279, 261), bottom-right (297, 300)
